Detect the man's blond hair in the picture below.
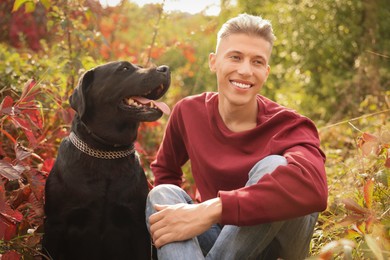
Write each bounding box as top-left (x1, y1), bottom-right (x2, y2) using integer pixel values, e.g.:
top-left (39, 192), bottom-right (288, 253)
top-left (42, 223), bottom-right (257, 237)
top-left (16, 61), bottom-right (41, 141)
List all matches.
top-left (216, 13), bottom-right (276, 52)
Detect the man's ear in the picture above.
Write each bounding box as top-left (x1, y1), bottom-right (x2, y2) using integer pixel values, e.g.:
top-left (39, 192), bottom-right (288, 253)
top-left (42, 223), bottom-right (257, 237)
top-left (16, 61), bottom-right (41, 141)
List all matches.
top-left (265, 65), bottom-right (271, 79)
top-left (69, 69), bottom-right (94, 119)
top-left (209, 52), bottom-right (216, 72)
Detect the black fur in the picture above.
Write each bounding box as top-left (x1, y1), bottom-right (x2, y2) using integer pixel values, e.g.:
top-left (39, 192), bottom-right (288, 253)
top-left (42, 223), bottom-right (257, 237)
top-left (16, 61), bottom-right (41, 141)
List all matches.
top-left (43, 61), bottom-right (170, 259)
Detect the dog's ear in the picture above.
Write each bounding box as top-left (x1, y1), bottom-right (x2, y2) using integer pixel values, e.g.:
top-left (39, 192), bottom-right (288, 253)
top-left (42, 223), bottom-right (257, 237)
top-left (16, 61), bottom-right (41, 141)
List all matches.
top-left (69, 69), bottom-right (94, 119)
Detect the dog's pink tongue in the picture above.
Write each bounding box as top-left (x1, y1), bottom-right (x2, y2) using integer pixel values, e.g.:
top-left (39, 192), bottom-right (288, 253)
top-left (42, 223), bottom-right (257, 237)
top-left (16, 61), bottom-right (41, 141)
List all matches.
top-left (132, 96), bottom-right (171, 115)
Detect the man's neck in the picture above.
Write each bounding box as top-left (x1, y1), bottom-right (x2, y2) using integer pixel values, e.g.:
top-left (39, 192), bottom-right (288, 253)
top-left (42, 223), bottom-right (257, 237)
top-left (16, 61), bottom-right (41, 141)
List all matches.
top-left (218, 99), bottom-right (258, 133)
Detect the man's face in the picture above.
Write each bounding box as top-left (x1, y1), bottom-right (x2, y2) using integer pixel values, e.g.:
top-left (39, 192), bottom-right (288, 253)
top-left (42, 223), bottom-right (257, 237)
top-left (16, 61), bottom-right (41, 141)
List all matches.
top-left (209, 33), bottom-right (271, 107)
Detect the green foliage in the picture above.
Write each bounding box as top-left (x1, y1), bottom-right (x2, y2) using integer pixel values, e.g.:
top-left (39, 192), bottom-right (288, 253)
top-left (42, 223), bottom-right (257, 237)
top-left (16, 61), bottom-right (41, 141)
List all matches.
top-left (238, 0), bottom-right (389, 124)
top-left (0, 0), bottom-right (389, 258)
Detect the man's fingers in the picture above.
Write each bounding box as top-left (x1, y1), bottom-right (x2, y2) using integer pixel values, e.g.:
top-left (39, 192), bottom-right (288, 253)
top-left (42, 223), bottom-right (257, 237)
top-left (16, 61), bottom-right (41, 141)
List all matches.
top-left (149, 215), bottom-right (167, 235)
top-left (153, 229), bottom-right (177, 248)
top-left (149, 205), bottom-right (167, 225)
top-left (153, 234), bottom-right (168, 248)
top-left (154, 203), bottom-right (168, 211)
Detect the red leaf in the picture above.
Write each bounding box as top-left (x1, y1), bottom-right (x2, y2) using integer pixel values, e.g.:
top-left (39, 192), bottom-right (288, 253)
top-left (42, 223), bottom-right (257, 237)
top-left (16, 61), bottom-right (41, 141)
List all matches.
top-left (58, 107), bottom-right (75, 125)
top-left (0, 184), bottom-right (23, 241)
top-left (19, 79), bottom-right (36, 103)
top-left (9, 185), bottom-right (31, 209)
top-left (23, 107), bottom-right (44, 129)
top-left (0, 128), bottom-right (17, 145)
top-left (0, 220), bottom-right (17, 241)
top-left (0, 96), bottom-right (16, 115)
top-left (1, 250), bottom-right (21, 260)
top-left (0, 186), bottom-right (23, 223)
top-left (42, 158), bottom-right (55, 174)
top-left (23, 129), bottom-right (38, 146)
top-left (362, 132), bottom-right (379, 142)
top-left (358, 132), bottom-right (380, 156)
top-left (363, 179), bottom-right (374, 209)
top-left (24, 169), bottom-right (46, 201)
top-left (10, 116), bottom-right (31, 131)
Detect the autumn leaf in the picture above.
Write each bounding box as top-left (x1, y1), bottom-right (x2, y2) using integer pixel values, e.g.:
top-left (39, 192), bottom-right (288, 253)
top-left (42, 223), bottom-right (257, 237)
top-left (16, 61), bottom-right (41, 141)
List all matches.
top-left (15, 143), bottom-right (33, 161)
top-left (10, 116), bottom-right (30, 131)
top-left (24, 169), bottom-right (46, 201)
top-left (0, 185), bottom-right (23, 240)
top-left (12, 0), bottom-right (36, 13)
top-left (363, 179), bottom-right (374, 209)
top-left (19, 79), bottom-right (36, 103)
top-left (338, 214), bottom-right (366, 227)
top-left (0, 250), bottom-right (21, 260)
top-left (0, 96), bottom-right (17, 115)
top-left (12, 0), bottom-right (30, 12)
top-left (0, 160), bottom-right (23, 181)
top-left (365, 215), bottom-right (375, 234)
top-left (41, 158), bottom-right (55, 174)
top-left (342, 198), bottom-right (369, 215)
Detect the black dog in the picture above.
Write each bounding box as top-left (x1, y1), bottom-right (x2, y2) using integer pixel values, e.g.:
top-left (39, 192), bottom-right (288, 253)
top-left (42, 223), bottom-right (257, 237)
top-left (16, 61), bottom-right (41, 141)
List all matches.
top-left (43, 61), bottom-right (170, 259)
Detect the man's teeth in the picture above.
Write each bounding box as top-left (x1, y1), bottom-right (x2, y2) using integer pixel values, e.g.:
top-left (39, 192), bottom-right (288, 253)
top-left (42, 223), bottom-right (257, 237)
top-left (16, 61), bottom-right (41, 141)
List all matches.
top-left (231, 81), bottom-right (251, 89)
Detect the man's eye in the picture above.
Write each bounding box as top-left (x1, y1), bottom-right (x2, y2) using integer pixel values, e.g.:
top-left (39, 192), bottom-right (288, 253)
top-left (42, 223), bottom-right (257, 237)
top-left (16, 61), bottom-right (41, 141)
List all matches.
top-left (254, 60), bottom-right (264, 65)
top-left (230, 56), bottom-right (240, 60)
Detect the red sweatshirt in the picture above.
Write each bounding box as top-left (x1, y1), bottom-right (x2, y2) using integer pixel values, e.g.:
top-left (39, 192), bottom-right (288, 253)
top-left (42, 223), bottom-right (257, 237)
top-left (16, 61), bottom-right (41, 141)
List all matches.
top-left (151, 92), bottom-right (327, 226)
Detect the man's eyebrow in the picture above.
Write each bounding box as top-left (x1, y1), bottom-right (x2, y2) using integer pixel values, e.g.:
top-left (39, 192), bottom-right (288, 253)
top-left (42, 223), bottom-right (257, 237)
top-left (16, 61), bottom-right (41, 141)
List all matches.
top-left (224, 50), bottom-right (242, 56)
top-left (225, 50), bottom-right (267, 61)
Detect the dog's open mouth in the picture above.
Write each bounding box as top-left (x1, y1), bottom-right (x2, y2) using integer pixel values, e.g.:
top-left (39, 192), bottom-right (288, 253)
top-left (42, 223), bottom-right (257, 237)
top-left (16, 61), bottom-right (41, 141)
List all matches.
top-left (121, 84), bottom-right (170, 115)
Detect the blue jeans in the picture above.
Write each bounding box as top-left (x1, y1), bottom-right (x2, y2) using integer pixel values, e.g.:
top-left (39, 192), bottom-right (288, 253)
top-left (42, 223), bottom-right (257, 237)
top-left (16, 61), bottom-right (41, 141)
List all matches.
top-left (145, 155), bottom-right (319, 260)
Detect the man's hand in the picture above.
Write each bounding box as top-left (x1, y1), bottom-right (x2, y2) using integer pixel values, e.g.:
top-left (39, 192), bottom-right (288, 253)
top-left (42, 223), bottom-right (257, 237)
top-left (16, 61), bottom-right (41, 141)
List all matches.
top-left (149, 198), bottom-right (222, 248)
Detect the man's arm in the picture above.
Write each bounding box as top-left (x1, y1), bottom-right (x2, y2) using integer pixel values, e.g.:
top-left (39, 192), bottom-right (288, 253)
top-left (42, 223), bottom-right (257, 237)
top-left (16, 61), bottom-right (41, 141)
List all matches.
top-left (149, 197), bottom-right (222, 248)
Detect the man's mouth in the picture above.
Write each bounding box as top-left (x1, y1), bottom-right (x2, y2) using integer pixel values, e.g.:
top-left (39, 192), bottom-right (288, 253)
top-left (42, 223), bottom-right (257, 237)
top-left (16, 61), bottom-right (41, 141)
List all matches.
top-left (231, 81), bottom-right (252, 89)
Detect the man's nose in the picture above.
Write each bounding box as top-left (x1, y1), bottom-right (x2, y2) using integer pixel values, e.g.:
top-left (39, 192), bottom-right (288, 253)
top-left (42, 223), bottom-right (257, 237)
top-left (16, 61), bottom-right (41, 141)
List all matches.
top-left (237, 60), bottom-right (253, 76)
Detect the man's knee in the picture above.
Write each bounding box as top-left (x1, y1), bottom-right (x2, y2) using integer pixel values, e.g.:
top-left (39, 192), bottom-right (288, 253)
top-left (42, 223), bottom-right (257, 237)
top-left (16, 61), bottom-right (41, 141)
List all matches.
top-left (147, 184), bottom-right (183, 204)
top-left (147, 184), bottom-right (194, 208)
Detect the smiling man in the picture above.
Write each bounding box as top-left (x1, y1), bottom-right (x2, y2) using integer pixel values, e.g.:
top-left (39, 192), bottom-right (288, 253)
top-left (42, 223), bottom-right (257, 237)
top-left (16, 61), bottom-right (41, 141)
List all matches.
top-left (146, 14), bottom-right (328, 259)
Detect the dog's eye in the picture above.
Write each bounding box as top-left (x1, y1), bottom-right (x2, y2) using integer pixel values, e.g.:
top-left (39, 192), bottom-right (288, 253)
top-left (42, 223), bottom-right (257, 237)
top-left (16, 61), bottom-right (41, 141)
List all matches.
top-left (122, 66), bottom-right (130, 71)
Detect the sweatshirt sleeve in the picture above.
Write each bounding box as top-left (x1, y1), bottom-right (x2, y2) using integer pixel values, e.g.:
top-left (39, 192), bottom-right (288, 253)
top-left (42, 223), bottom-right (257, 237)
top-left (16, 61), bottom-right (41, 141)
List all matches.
top-left (218, 117), bottom-right (328, 226)
top-left (151, 102), bottom-right (189, 187)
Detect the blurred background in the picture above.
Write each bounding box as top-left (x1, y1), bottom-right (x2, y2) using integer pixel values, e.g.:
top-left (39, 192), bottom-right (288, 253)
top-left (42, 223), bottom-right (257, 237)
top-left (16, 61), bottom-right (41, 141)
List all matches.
top-left (0, 0), bottom-right (389, 259)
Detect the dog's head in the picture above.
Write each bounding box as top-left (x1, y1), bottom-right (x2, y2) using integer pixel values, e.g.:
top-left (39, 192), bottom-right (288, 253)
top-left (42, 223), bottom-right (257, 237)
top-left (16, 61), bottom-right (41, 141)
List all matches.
top-left (69, 61), bottom-right (171, 145)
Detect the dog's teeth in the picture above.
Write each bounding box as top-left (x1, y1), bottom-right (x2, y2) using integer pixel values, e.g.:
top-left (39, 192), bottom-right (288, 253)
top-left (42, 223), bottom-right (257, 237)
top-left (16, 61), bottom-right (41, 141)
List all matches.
top-left (127, 98), bottom-right (134, 105)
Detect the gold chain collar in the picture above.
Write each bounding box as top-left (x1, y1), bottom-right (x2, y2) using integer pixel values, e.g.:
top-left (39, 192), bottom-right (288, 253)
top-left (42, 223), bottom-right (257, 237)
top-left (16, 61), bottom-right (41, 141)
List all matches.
top-left (69, 132), bottom-right (135, 159)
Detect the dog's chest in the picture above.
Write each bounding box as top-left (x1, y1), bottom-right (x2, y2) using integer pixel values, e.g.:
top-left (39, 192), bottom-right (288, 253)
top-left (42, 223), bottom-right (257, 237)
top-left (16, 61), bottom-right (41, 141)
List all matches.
top-left (51, 141), bottom-right (148, 203)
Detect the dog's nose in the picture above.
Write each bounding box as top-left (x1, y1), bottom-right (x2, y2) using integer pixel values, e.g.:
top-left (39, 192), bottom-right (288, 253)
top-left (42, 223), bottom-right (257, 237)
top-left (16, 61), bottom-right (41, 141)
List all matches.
top-left (156, 65), bottom-right (170, 74)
